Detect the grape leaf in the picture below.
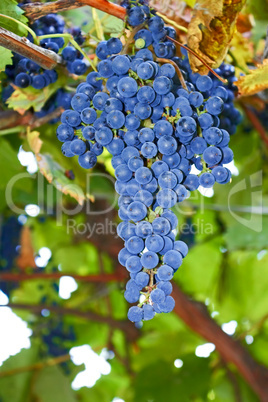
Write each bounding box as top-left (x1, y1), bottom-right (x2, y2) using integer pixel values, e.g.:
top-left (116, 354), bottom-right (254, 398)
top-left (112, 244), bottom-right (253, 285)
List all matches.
top-left (0, 0), bottom-right (28, 36)
top-left (236, 59), bottom-right (268, 95)
top-left (187, 0), bottom-right (246, 73)
top-left (0, 47), bottom-right (13, 72)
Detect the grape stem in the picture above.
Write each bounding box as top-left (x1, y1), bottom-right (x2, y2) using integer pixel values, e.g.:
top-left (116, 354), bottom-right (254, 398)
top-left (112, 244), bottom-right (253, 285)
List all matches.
top-left (21, 0), bottom-right (127, 21)
top-left (167, 36), bottom-right (228, 83)
top-left (155, 12), bottom-right (188, 34)
top-left (156, 57), bottom-right (188, 91)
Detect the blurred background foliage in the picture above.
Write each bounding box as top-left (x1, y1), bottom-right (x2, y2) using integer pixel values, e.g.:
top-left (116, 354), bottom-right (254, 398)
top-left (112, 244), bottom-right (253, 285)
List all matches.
top-left (0, 1), bottom-right (268, 401)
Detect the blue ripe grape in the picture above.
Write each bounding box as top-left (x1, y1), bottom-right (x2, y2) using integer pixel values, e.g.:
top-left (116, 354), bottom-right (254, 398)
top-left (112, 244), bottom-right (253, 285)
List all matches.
top-left (61, 110), bottom-right (81, 127)
top-left (137, 62), bottom-right (154, 79)
top-left (124, 130), bottom-right (139, 146)
top-left (163, 250), bottom-right (183, 269)
top-left (71, 59), bottom-right (87, 75)
top-left (150, 288), bottom-right (165, 304)
top-left (71, 93), bottom-right (90, 112)
top-left (151, 161), bottom-right (169, 178)
top-left (162, 153), bottom-right (181, 169)
top-left (78, 151), bottom-right (97, 169)
top-left (128, 6), bottom-right (146, 26)
top-left (126, 255), bottom-right (142, 272)
top-left (96, 41), bottom-right (109, 60)
top-left (112, 55), bottom-right (131, 75)
top-left (135, 272), bottom-right (149, 288)
top-left (140, 178), bottom-right (158, 193)
top-left (183, 174), bottom-right (200, 191)
top-left (106, 37), bottom-right (123, 54)
top-left (128, 156), bottom-right (144, 172)
top-left (115, 164), bottom-right (133, 182)
top-left (153, 76), bottom-right (173, 95)
top-left (70, 139), bottom-right (87, 155)
top-left (174, 184), bottom-right (188, 202)
top-left (138, 128), bottom-right (155, 143)
top-left (221, 147), bottom-right (234, 164)
top-left (127, 306), bottom-right (143, 323)
top-left (135, 167), bottom-right (152, 185)
top-left (152, 217), bottom-right (171, 236)
top-left (157, 281), bottom-right (173, 296)
top-left (126, 236), bottom-right (144, 254)
top-left (190, 137), bottom-right (207, 154)
top-left (206, 96), bottom-right (224, 115)
top-left (134, 103), bottom-right (152, 119)
top-left (198, 113), bottom-right (214, 129)
top-left (86, 72), bottom-right (103, 89)
top-left (145, 234), bottom-right (164, 253)
top-left (97, 59), bottom-right (114, 78)
top-left (157, 136), bottom-right (177, 155)
top-left (56, 124), bottom-right (74, 142)
top-left (159, 236), bottom-right (174, 255)
top-left (148, 16), bottom-right (165, 33)
top-left (106, 138), bottom-right (125, 156)
top-left (176, 116), bottom-right (197, 136)
top-left (15, 72), bottom-right (30, 88)
top-left (203, 146), bottom-right (222, 166)
top-left (157, 264), bottom-right (174, 281)
top-left (62, 46), bottom-right (76, 61)
top-left (203, 127), bottom-right (223, 145)
top-left (143, 304), bottom-right (155, 321)
top-left (125, 114), bottom-right (140, 130)
top-left (32, 74), bottom-right (46, 89)
top-left (196, 75), bottom-right (213, 92)
top-left (141, 142), bottom-right (157, 158)
top-left (141, 251), bottom-right (159, 269)
top-left (81, 107), bottom-right (97, 124)
top-left (104, 97), bottom-right (123, 113)
top-left (61, 141), bottom-right (75, 157)
top-left (199, 172), bottom-right (215, 188)
top-left (124, 288), bottom-right (140, 303)
top-left (154, 120), bottom-right (173, 137)
top-left (95, 127), bottom-right (113, 146)
top-left (137, 86), bottom-right (156, 104)
top-left (107, 110), bottom-right (125, 129)
top-left (158, 171), bottom-right (177, 189)
top-left (189, 91), bottom-right (204, 107)
top-left (78, 83), bottom-right (95, 99)
top-left (135, 221), bottom-right (153, 238)
top-left (211, 166), bottom-right (229, 183)
top-left (92, 92), bottom-right (109, 110)
top-left (126, 179), bottom-right (140, 196)
top-left (127, 201), bottom-right (147, 222)
top-left (161, 210), bottom-right (178, 230)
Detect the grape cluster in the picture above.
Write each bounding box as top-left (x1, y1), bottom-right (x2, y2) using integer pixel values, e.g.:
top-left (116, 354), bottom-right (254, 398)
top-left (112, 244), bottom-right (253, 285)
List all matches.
top-left (56, 2), bottom-right (241, 323)
top-left (5, 12), bottom-right (87, 91)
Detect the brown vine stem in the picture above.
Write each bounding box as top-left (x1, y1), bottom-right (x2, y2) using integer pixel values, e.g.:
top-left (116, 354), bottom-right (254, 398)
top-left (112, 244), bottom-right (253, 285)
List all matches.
top-left (156, 57), bottom-right (187, 90)
top-left (167, 36), bottom-right (228, 84)
top-left (0, 27), bottom-right (61, 69)
top-left (21, 0), bottom-right (126, 21)
top-left (241, 105), bottom-right (268, 147)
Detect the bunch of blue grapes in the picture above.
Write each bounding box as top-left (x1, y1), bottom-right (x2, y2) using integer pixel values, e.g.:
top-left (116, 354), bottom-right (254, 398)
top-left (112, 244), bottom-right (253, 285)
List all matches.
top-left (56, 1), bottom-right (241, 323)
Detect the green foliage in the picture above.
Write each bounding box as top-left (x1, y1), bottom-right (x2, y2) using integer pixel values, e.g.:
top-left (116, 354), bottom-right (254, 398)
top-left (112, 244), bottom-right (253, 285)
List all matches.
top-left (0, 0), bottom-right (28, 36)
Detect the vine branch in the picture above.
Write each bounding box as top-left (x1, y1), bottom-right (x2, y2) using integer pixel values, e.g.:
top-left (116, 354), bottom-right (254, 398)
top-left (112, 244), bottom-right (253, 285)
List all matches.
top-left (0, 27), bottom-right (61, 69)
top-left (21, 0), bottom-right (126, 21)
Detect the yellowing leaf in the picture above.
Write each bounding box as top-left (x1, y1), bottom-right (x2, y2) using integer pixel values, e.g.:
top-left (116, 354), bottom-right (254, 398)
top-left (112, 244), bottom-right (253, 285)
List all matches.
top-left (236, 59), bottom-right (268, 96)
top-left (27, 130), bottom-right (43, 154)
top-left (229, 31), bottom-right (253, 73)
top-left (187, 0), bottom-right (247, 73)
top-left (6, 76), bottom-right (65, 114)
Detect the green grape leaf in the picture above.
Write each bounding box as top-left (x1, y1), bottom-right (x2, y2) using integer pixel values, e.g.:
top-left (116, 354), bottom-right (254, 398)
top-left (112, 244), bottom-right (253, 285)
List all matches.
top-left (0, 0), bottom-right (28, 36)
top-left (0, 47), bottom-right (13, 72)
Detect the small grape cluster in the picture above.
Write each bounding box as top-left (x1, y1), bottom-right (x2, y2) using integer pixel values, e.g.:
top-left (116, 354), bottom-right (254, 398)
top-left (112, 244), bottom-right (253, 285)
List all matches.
top-left (56, 1), bottom-right (241, 323)
top-left (6, 13), bottom-right (87, 91)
